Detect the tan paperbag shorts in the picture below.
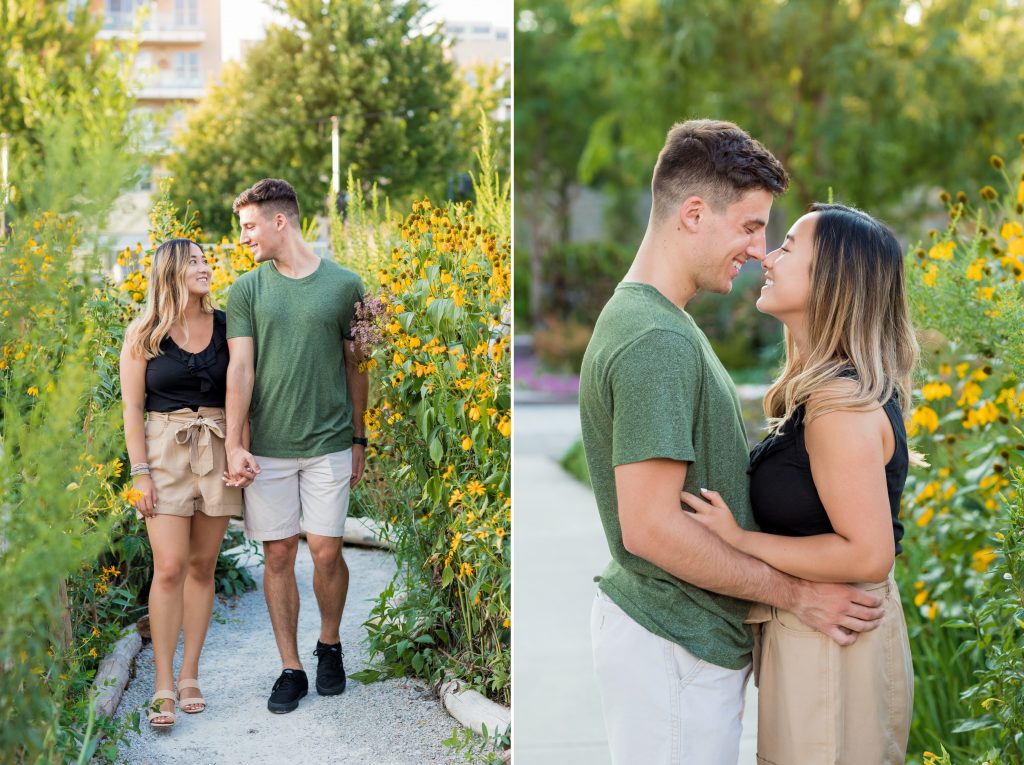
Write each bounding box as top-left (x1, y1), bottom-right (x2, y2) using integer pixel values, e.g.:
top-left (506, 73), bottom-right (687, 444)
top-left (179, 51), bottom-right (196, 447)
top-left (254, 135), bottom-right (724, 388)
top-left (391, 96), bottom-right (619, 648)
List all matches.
top-left (143, 407), bottom-right (242, 518)
top-left (749, 574), bottom-right (913, 765)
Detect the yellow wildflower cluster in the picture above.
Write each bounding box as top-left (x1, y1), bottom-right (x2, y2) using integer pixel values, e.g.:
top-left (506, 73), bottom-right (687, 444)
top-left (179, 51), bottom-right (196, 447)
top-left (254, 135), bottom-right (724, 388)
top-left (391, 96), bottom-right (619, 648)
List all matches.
top-left (357, 195), bottom-right (510, 649)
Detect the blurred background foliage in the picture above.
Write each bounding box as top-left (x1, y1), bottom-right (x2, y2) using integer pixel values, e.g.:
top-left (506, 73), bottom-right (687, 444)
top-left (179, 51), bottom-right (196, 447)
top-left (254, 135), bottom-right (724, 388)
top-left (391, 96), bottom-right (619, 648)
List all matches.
top-left (167, 0), bottom-right (508, 238)
top-left (514, 0), bottom-right (1024, 381)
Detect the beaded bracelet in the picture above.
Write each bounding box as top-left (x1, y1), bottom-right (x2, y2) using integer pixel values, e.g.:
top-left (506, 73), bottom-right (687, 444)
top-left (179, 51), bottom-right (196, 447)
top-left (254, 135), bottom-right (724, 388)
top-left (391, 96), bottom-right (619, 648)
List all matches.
top-left (130, 463), bottom-right (151, 477)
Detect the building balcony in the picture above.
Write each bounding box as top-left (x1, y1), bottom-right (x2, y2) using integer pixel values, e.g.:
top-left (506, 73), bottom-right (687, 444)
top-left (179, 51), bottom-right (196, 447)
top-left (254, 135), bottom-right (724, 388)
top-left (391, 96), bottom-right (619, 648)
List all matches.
top-left (97, 11), bottom-right (206, 43)
top-left (135, 73), bottom-right (206, 101)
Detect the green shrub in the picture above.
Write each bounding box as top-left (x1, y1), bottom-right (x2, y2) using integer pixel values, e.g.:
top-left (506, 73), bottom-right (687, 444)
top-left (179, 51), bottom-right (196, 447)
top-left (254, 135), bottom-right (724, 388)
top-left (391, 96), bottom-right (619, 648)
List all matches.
top-left (900, 143), bottom-right (1024, 762)
top-left (344, 125), bottom-right (511, 707)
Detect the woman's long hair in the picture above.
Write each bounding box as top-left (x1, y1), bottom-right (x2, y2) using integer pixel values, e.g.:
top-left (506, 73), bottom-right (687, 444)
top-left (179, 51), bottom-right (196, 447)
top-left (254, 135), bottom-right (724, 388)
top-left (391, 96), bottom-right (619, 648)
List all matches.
top-left (764, 203), bottom-right (919, 436)
top-left (124, 238), bottom-right (213, 360)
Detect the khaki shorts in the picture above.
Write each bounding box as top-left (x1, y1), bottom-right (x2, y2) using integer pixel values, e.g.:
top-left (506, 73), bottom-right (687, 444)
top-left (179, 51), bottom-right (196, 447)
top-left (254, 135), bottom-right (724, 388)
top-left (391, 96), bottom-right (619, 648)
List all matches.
top-left (144, 407), bottom-right (242, 518)
top-left (750, 574), bottom-right (913, 765)
top-left (242, 450), bottom-right (352, 541)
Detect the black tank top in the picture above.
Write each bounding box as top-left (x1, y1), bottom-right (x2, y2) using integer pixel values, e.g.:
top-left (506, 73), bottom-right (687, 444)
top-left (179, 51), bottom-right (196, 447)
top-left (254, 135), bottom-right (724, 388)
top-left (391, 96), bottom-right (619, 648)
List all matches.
top-left (748, 390), bottom-right (907, 555)
top-left (144, 310), bottom-right (229, 412)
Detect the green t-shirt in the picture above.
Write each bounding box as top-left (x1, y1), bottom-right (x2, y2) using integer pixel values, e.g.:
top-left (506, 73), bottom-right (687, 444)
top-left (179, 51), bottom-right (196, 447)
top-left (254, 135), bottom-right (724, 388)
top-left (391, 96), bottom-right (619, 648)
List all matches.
top-left (226, 258), bottom-right (365, 458)
top-left (579, 282), bottom-right (758, 669)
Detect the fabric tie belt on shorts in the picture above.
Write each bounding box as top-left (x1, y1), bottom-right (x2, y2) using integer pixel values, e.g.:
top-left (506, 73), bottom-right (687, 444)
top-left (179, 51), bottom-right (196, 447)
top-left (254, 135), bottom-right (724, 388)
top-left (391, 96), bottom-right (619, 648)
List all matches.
top-left (148, 408), bottom-right (227, 478)
top-left (173, 416), bottom-right (226, 477)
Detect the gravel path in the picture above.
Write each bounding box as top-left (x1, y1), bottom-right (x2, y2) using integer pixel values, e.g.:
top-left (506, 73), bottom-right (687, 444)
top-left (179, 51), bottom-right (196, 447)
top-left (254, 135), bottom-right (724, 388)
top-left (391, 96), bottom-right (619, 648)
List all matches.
top-left (113, 543), bottom-right (460, 764)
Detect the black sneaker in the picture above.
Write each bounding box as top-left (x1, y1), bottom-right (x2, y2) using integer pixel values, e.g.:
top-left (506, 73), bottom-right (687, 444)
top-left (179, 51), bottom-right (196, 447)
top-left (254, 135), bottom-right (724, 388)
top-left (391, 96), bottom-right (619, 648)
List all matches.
top-left (267, 668), bottom-right (308, 714)
top-left (314, 641), bottom-right (346, 696)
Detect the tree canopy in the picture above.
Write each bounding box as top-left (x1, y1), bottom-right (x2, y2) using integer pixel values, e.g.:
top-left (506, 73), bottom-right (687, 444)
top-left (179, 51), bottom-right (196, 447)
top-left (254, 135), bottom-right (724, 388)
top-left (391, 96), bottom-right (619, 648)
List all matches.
top-left (1, 0), bottom-right (138, 219)
top-left (167, 0), bottom-right (466, 237)
top-left (516, 0), bottom-right (1024, 228)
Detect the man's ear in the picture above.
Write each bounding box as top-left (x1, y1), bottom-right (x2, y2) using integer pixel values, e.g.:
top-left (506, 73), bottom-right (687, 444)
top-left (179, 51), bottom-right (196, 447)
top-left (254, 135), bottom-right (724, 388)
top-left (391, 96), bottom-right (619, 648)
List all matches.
top-left (274, 212), bottom-right (288, 231)
top-left (678, 195), bottom-right (705, 234)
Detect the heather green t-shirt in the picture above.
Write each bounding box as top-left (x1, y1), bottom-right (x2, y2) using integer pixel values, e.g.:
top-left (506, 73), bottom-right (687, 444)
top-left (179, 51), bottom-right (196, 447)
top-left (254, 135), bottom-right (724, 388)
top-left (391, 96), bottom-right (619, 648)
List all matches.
top-left (579, 282), bottom-right (758, 669)
top-left (226, 258), bottom-right (364, 458)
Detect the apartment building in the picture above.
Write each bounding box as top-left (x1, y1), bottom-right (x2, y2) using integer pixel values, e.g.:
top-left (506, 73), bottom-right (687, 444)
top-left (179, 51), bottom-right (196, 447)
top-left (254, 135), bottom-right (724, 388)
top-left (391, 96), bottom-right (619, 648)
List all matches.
top-left (445, 20), bottom-right (512, 123)
top-left (75, 0), bottom-right (222, 250)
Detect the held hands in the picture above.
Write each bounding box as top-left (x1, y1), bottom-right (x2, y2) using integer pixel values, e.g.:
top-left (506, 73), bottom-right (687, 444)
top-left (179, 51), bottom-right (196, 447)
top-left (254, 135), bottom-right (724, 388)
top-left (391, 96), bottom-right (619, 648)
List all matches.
top-left (223, 446), bottom-right (260, 488)
top-left (679, 488), bottom-right (744, 548)
top-left (133, 474), bottom-right (158, 518)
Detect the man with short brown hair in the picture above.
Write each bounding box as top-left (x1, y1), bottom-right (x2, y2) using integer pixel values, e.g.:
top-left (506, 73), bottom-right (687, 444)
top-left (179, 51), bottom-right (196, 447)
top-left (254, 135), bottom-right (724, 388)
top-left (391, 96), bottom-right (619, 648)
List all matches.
top-left (580, 120), bottom-right (886, 762)
top-left (225, 178), bottom-right (368, 714)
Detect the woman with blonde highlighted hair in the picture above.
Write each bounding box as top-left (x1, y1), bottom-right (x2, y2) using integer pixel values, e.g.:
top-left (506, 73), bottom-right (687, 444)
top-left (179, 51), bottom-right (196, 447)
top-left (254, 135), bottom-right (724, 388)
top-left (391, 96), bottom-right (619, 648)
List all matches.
top-left (120, 238), bottom-right (243, 728)
top-left (681, 204), bottom-right (918, 763)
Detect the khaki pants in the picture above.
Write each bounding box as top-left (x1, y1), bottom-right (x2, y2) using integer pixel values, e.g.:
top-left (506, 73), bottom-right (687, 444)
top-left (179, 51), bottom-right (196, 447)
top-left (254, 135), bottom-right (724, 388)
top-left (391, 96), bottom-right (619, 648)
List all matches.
top-left (751, 575), bottom-right (913, 765)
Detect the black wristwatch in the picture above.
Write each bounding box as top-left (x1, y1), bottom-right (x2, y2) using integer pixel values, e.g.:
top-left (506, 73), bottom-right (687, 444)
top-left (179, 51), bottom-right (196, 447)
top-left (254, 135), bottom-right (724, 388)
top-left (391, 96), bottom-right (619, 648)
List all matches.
top-left (352, 436), bottom-right (369, 447)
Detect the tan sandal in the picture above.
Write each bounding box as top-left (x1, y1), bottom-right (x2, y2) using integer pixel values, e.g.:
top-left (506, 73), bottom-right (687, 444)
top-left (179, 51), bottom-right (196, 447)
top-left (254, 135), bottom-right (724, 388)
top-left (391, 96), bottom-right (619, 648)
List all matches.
top-left (177, 678), bottom-right (206, 714)
top-left (148, 690), bottom-right (176, 728)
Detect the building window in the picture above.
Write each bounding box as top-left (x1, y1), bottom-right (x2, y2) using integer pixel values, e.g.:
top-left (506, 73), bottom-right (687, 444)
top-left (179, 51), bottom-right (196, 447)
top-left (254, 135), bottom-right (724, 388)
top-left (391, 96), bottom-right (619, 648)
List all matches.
top-left (174, 0), bottom-right (199, 27)
top-left (173, 52), bottom-right (200, 83)
top-left (106, 0), bottom-right (143, 14)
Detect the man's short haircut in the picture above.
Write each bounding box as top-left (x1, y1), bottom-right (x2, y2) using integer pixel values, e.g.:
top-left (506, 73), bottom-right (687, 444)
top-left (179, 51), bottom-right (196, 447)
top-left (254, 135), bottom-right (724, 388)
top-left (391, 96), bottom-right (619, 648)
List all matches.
top-left (651, 119), bottom-right (789, 221)
top-left (232, 178), bottom-right (301, 224)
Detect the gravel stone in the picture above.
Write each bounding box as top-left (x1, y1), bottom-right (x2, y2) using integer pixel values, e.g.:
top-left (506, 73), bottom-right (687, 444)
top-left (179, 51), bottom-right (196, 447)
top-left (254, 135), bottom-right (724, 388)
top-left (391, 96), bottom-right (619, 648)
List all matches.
top-left (113, 543), bottom-right (460, 764)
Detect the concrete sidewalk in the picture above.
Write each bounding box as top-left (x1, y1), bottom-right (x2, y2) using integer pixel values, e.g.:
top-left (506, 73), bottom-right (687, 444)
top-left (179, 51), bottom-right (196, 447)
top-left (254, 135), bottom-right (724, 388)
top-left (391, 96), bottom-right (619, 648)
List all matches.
top-left (513, 402), bottom-right (758, 764)
top-left (113, 544), bottom-right (460, 764)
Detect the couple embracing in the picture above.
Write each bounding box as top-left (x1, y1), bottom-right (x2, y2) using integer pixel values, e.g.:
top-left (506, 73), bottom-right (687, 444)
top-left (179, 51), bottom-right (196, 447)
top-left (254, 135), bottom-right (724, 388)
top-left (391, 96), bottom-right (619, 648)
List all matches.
top-left (120, 179), bottom-right (368, 727)
top-left (581, 120), bottom-right (917, 764)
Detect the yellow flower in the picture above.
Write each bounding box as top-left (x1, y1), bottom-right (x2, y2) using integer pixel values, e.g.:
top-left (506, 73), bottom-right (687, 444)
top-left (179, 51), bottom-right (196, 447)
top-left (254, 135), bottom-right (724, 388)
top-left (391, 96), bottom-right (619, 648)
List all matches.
top-left (461, 435), bottom-right (473, 451)
top-left (922, 263), bottom-right (938, 287)
top-left (911, 406), bottom-right (939, 433)
top-left (965, 258), bottom-right (986, 281)
top-left (26, 386), bottom-right (38, 397)
top-left (503, 618), bottom-right (510, 628)
top-left (957, 381), bottom-right (982, 407)
top-left (972, 547), bottom-right (996, 572)
top-left (448, 490), bottom-right (463, 508)
top-left (927, 602), bottom-right (938, 620)
top-left (121, 486), bottom-right (144, 505)
top-left (497, 416), bottom-right (511, 438)
top-left (1001, 221), bottom-right (1023, 241)
top-left (466, 480), bottom-right (485, 497)
top-left (921, 382), bottom-right (951, 401)
top-left (916, 507), bottom-right (935, 527)
top-left (927, 241), bottom-right (955, 261)
top-left (955, 362), bottom-right (970, 379)
top-left (89, 647), bottom-right (98, 659)
top-left (469, 405), bottom-right (480, 421)
top-left (914, 589), bottom-right (929, 607)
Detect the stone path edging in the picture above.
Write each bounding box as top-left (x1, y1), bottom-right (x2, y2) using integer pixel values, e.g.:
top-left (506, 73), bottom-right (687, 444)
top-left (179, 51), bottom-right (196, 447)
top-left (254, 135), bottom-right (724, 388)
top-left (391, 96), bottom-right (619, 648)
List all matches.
top-left (90, 626), bottom-right (143, 719)
top-left (439, 677), bottom-right (511, 753)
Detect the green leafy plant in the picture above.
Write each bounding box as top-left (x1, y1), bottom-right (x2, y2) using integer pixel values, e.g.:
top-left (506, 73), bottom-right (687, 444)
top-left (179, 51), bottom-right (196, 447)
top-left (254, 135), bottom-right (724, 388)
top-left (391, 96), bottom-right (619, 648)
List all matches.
top-left (900, 140), bottom-right (1024, 762)
top-left (344, 124), bottom-right (511, 711)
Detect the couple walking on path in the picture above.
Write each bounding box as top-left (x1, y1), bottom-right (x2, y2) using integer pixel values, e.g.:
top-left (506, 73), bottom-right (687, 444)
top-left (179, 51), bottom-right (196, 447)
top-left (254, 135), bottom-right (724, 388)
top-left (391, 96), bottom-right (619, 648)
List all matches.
top-left (581, 119), bottom-right (917, 764)
top-left (119, 178), bottom-right (368, 728)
